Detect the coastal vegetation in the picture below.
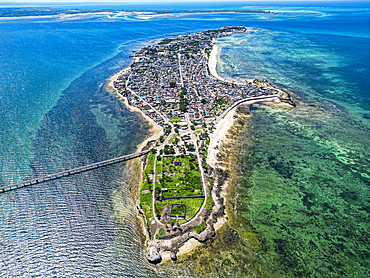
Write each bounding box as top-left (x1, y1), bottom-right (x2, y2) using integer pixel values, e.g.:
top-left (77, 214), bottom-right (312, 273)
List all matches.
top-left (194, 220), bottom-right (206, 234)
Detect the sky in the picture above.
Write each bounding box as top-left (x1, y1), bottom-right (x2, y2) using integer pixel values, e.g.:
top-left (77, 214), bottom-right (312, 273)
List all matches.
top-left (2, 0), bottom-right (366, 3)
top-left (1, 0), bottom-right (368, 6)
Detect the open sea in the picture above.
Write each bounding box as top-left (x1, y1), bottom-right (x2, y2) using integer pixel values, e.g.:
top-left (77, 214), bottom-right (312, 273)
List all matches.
top-left (0, 1), bottom-right (369, 277)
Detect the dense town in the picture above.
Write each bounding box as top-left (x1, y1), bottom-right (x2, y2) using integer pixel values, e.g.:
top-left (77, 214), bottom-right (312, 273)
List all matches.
top-left (114, 26), bottom-right (281, 125)
top-left (113, 26), bottom-right (282, 263)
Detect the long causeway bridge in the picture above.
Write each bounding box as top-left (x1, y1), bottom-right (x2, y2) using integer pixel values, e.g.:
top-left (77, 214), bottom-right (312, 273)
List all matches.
top-left (0, 150), bottom-right (150, 194)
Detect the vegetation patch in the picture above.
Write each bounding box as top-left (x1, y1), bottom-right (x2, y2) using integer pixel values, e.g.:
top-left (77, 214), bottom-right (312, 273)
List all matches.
top-left (170, 204), bottom-right (186, 217)
top-left (194, 221), bottom-right (206, 234)
top-left (160, 155), bottom-right (203, 199)
top-left (139, 152), bottom-right (156, 232)
top-left (205, 196), bottom-right (215, 210)
top-left (170, 116), bottom-right (182, 123)
top-left (159, 228), bottom-right (165, 236)
top-left (159, 38), bottom-right (177, 45)
top-left (165, 199), bottom-right (204, 221)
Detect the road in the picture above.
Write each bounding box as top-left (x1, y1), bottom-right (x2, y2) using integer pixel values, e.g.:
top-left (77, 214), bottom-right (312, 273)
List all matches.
top-left (214, 94), bottom-right (279, 124)
top-left (178, 53), bottom-right (184, 87)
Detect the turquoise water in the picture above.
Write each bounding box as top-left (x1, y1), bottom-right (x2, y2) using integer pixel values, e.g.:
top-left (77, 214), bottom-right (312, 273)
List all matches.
top-left (214, 5), bottom-right (370, 277)
top-left (0, 2), bottom-right (369, 277)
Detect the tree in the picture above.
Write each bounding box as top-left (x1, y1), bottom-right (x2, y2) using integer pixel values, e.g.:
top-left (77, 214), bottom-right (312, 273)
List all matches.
top-left (179, 88), bottom-right (189, 112)
top-left (181, 87), bottom-right (187, 94)
top-left (190, 125), bottom-right (195, 130)
top-left (165, 126), bottom-right (171, 134)
top-left (155, 184), bottom-right (161, 200)
top-left (170, 81), bottom-right (176, 88)
top-left (159, 136), bottom-right (164, 143)
top-left (201, 98), bottom-right (207, 104)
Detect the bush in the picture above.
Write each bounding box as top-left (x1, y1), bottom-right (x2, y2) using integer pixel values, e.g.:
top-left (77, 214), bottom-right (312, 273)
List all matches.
top-left (194, 221), bottom-right (206, 234)
top-left (159, 228), bottom-right (165, 235)
top-left (171, 204), bottom-right (185, 216)
top-left (205, 196), bottom-right (214, 210)
top-left (155, 184), bottom-right (161, 200)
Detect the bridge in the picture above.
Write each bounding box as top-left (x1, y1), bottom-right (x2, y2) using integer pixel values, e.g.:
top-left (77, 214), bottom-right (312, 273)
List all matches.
top-left (0, 150), bottom-right (150, 194)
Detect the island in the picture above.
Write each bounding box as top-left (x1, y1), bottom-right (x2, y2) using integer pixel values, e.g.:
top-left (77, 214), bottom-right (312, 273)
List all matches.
top-left (108, 26), bottom-right (295, 264)
top-left (0, 8), bottom-right (274, 19)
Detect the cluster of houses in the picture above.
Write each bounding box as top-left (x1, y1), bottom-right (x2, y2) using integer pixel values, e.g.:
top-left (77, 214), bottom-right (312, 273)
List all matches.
top-left (113, 26), bottom-right (280, 127)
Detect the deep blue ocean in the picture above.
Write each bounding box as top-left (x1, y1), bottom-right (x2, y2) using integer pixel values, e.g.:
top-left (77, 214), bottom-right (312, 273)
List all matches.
top-left (0, 1), bottom-right (369, 277)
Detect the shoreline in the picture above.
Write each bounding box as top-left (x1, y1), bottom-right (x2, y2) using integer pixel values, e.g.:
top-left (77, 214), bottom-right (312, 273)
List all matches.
top-left (105, 60), bottom-right (163, 154)
top-left (105, 27), bottom-right (290, 263)
top-left (208, 39), bottom-right (254, 85)
top-left (166, 96), bottom-right (280, 262)
top-left (105, 58), bottom-right (163, 245)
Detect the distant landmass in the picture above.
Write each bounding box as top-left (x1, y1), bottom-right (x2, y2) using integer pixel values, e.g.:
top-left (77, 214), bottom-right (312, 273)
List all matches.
top-left (0, 7), bottom-right (273, 18)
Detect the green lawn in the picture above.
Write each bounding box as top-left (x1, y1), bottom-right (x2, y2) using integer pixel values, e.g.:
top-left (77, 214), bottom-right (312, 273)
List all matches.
top-left (139, 152), bottom-right (156, 236)
top-left (205, 196), bottom-right (215, 210)
top-left (144, 153), bottom-right (155, 176)
top-left (153, 153), bottom-right (205, 224)
top-left (169, 134), bottom-right (179, 144)
top-left (160, 155), bottom-right (203, 198)
top-left (156, 157), bottom-right (162, 175)
top-left (139, 191), bottom-right (152, 235)
top-left (170, 116), bottom-right (182, 123)
top-left (171, 204), bottom-right (186, 216)
top-left (164, 198), bottom-right (204, 221)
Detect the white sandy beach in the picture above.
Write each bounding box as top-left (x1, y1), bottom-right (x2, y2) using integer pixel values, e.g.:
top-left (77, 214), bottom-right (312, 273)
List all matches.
top-left (208, 41), bottom-right (254, 85)
top-left (207, 97), bottom-right (278, 169)
top-left (208, 44), bottom-right (228, 83)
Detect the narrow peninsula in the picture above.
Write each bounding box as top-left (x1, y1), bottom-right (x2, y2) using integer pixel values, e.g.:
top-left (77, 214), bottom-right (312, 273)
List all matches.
top-left (109, 26), bottom-right (294, 264)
